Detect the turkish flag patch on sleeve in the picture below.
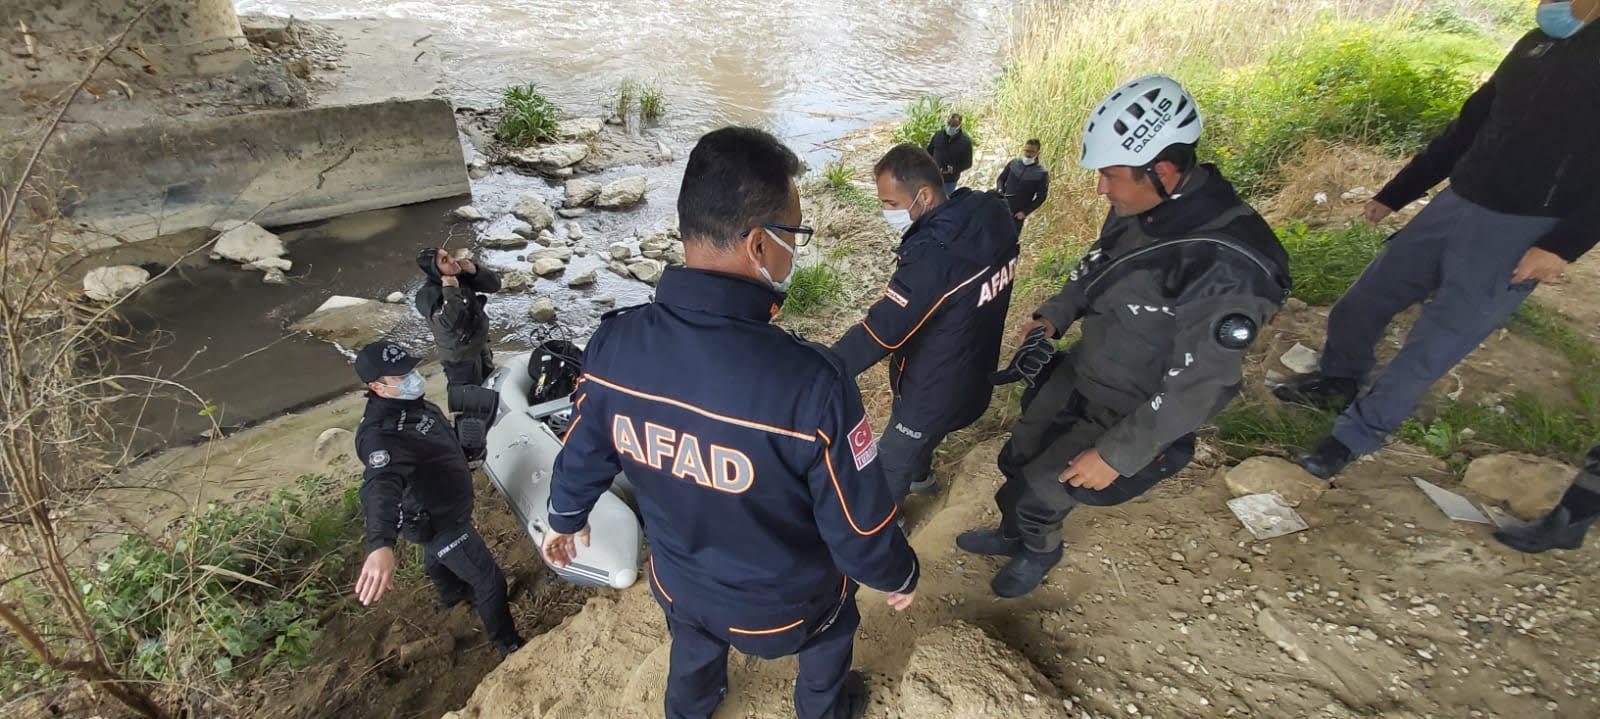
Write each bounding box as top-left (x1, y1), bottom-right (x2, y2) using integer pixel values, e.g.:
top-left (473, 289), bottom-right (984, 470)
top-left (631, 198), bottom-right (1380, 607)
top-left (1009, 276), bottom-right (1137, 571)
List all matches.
top-left (848, 416), bottom-right (878, 470)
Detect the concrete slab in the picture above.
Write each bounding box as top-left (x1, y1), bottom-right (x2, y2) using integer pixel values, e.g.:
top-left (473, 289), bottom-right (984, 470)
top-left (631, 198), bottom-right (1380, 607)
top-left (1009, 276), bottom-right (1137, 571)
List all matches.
top-left (3, 18), bottom-right (469, 247)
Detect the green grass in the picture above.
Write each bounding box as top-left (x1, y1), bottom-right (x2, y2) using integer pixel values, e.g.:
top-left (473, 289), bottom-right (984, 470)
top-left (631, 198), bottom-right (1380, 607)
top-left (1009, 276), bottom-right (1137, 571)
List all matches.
top-left (1277, 222), bottom-right (1389, 305)
top-left (1213, 400), bottom-right (1336, 458)
top-left (1197, 20), bottom-right (1495, 194)
top-left (639, 80), bottom-right (668, 121)
top-left (822, 161), bottom-right (854, 190)
top-left (496, 84), bottom-right (561, 147)
top-left (784, 264), bottom-right (845, 315)
top-left (615, 78), bottom-right (639, 118)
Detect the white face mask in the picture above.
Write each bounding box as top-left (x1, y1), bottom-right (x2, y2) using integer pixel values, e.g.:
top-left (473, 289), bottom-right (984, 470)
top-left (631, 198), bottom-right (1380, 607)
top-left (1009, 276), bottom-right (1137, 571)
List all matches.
top-left (756, 228), bottom-right (796, 293)
top-left (386, 370), bottom-right (426, 400)
top-left (1020, 155), bottom-right (1037, 166)
top-left (883, 189), bottom-right (926, 235)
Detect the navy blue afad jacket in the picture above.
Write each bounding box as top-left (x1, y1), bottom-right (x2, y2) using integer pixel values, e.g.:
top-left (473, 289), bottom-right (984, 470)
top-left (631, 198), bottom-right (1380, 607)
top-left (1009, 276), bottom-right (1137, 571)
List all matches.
top-left (833, 189), bottom-right (1021, 434)
top-left (548, 267), bottom-right (919, 618)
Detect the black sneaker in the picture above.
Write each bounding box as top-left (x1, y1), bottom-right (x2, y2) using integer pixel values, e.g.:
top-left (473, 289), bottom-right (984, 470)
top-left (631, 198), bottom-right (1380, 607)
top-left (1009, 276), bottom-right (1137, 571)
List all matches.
top-left (989, 546), bottom-right (1063, 598)
top-left (1494, 507), bottom-right (1596, 554)
top-left (907, 476), bottom-right (940, 495)
top-left (843, 670), bottom-right (869, 719)
top-left (956, 527), bottom-right (1023, 557)
top-left (1274, 374), bottom-right (1359, 411)
top-left (1298, 435), bottom-right (1354, 480)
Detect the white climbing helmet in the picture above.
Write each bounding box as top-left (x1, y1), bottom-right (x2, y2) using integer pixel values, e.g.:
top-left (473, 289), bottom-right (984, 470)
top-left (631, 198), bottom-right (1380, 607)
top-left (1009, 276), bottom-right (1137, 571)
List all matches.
top-left (1079, 73), bottom-right (1203, 170)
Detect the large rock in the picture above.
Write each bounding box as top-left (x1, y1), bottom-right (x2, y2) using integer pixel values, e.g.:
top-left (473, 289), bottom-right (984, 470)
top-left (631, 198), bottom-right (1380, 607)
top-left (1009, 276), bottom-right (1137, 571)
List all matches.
top-left (531, 246), bottom-right (573, 263)
top-left (532, 258), bottom-right (566, 277)
top-left (506, 143), bottom-right (590, 173)
top-left (243, 257), bottom-right (293, 272)
top-left (1222, 456), bottom-right (1328, 506)
top-left (628, 258), bottom-right (665, 285)
top-left (83, 265), bottom-right (150, 302)
top-left (596, 176), bottom-right (648, 209)
top-left (556, 117), bottom-right (604, 140)
top-left (528, 298), bottom-right (558, 323)
top-left (498, 271), bottom-right (533, 293)
top-left (608, 243), bottom-right (633, 261)
top-left (290, 295), bottom-right (411, 348)
top-left (1463, 453), bottom-right (1575, 519)
top-left (452, 205), bottom-right (485, 221)
top-left (567, 269), bottom-right (596, 288)
top-left (212, 221), bottom-right (286, 264)
top-left (564, 179), bottom-right (602, 208)
top-left (607, 261), bottom-right (631, 278)
top-left (511, 193), bottom-right (556, 233)
top-left (565, 222), bottom-right (585, 240)
top-left (479, 233), bottom-right (528, 250)
top-left (312, 428), bottom-right (360, 475)
top-left (899, 622), bottom-right (1059, 718)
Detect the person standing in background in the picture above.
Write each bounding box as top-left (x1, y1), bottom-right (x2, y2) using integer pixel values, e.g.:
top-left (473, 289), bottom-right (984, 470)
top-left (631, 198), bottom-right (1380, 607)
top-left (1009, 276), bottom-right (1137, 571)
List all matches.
top-left (926, 113), bottom-right (974, 196)
top-left (997, 139), bottom-right (1050, 233)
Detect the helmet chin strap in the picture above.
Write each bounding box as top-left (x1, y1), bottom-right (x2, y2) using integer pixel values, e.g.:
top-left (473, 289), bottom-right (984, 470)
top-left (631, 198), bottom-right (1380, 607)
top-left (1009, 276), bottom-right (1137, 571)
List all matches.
top-left (1143, 163), bottom-right (1192, 202)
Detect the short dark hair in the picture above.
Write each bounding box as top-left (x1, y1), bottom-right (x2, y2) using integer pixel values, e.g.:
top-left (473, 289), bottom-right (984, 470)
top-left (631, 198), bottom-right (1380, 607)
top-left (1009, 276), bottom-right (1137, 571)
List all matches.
top-left (1131, 142), bottom-right (1198, 181)
top-left (948, 113), bottom-right (963, 123)
top-left (1025, 138), bottom-right (1041, 147)
top-left (678, 127), bottom-right (801, 249)
top-left (874, 144), bottom-right (944, 197)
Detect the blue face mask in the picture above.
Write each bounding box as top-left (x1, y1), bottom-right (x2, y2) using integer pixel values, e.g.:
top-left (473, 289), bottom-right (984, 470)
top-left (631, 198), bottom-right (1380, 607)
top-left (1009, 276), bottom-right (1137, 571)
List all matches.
top-left (1539, 1), bottom-right (1588, 38)
top-left (388, 370), bottom-right (426, 400)
top-left (945, 125), bottom-right (960, 136)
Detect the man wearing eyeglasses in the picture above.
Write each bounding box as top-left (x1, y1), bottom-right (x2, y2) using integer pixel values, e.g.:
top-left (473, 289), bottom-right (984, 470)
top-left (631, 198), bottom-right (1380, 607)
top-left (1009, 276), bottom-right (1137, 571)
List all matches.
top-left (831, 144), bottom-right (1021, 503)
top-left (541, 127), bottom-right (918, 719)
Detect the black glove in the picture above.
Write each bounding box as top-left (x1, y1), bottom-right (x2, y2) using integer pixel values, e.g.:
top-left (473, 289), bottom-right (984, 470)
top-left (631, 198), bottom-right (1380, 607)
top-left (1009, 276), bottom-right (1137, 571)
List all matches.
top-left (992, 326), bottom-right (1054, 388)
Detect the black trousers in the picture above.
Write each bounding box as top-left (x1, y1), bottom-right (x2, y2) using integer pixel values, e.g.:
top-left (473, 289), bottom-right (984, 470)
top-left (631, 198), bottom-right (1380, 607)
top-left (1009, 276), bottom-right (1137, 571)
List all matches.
top-left (876, 412), bottom-right (950, 504)
top-left (415, 524), bottom-right (520, 652)
top-left (996, 354), bottom-right (1195, 552)
top-left (650, 568), bottom-right (860, 719)
top-left (441, 349), bottom-right (495, 388)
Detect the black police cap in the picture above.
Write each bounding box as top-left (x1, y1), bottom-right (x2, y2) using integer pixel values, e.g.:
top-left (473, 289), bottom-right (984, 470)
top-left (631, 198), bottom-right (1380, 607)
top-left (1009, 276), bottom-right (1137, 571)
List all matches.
top-left (355, 341), bottom-right (421, 383)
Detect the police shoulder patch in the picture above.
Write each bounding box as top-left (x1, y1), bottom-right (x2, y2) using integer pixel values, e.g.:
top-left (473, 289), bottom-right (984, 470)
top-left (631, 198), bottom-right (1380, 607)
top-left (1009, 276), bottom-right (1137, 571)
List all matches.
top-left (367, 450), bottom-right (391, 469)
top-left (1214, 314), bottom-right (1257, 350)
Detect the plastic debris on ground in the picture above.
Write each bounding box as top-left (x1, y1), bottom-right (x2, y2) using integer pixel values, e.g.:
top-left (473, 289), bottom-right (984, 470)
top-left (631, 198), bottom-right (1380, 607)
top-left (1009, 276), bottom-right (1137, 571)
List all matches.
top-left (1228, 492), bottom-right (1310, 540)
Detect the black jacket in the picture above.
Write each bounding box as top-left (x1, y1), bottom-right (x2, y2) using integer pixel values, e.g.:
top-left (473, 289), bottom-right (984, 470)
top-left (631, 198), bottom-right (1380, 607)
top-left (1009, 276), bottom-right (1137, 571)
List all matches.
top-left (997, 158), bottom-right (1050, 217)
top-left (415, 252), bottom-right (502, 364)
top-left (355, 395), bottom-right (474, 550)
top-left (833, 189), bottom-right (1021, 435)
top-left (1374, 24), bottom-right (1600, 262)
top-left (1033, 166), bottom-right (1291, 474)
top-left (550, 268), bottom-right (919, 609)
top-left (926, 129), bottom-right (974, 184)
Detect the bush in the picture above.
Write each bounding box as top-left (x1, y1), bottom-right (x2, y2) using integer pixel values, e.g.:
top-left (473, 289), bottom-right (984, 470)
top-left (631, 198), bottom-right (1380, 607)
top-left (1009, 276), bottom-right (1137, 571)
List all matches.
top-left (892, 95), bottom-right (954, 147)
top-left (496, 84), bottom-right (561, 147)
top-left (1198, 22), bottom-right (1491, 193)
top-left (1, 476), bottom-right (363, 694)
top-left (1276, 222), bottom-right (1389, 305)
top-left (784, 264), bottom-right (845, 315)
top-left (639, 80), bottom-right (668, 121)
top-left (822, 161), bottom-right (854, 191)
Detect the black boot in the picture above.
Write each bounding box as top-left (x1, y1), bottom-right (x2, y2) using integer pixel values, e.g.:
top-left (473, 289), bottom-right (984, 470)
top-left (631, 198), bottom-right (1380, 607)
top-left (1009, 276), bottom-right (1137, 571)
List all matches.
top-left (1298, 435), bottom-right (1354, 480)
top-left (1494, 507), bottom-right (1596, 554)
top-left (1274, 374), bottom-right (1359, 411)
top-left (843, 670), bottom-right (869, 719)
top-left (957, 527), bottom-right (1023, 557)
top-left (989, 546), bottom-right (1063, 598)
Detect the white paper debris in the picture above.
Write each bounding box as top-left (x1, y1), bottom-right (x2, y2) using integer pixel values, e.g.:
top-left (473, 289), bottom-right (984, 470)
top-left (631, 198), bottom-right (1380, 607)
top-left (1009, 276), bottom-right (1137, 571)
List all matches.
top-left (1412, 478), bottom-right (1490, 524)
top-left (1280, 343), bottom-right (1320, 375)
top-left (1228, 493), bottom-right (1310, 540)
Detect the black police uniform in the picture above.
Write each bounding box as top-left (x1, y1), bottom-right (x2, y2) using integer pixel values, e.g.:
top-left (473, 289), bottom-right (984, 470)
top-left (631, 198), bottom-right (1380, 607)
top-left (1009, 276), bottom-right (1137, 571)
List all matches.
top-left (353, 342), bottom-right (521, 655)
top-left (548, 267), bottom-right (920, 719)
top-left (832, 189), bottom-right (1020, 502)
top-left (1001, 166), bottom-right (1291, 553)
